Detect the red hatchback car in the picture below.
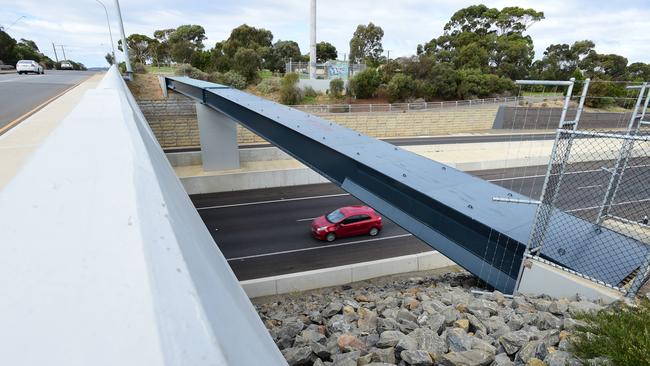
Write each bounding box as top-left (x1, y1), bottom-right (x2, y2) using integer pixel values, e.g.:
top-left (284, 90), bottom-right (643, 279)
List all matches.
top-left (312, 206), bottom-right (383, 242)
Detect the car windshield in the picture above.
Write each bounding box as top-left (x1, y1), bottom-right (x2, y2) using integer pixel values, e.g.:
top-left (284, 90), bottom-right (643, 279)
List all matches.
top-left (18, 61), bottom-right (32, 64)
top-left (326, 209), bottom-right (345, 224)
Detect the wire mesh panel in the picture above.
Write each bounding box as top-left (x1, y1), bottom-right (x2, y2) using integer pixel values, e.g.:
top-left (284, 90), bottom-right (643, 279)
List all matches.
top-left (526, 81), bottom-right (650, 295)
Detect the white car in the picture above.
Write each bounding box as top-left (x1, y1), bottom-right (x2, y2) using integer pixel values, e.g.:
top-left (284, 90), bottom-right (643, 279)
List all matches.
top-left (60, 61), bottom-right (73, 70)
top-left (16, 60), bottom-right (44, 74)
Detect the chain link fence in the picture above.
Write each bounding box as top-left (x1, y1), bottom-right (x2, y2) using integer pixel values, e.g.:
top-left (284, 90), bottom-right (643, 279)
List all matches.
top-left (292, 96), bottom-right (522, 114)
top-left (528, 129), bottom-right (650, 293)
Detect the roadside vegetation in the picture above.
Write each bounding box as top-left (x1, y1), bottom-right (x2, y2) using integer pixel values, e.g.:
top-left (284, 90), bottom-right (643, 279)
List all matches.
top-left (112, 4), bottom-right (649, 109)
top-left (571, 299), bottom-right (650, 366)
top-left (0, 30), bottom-right (86, 70)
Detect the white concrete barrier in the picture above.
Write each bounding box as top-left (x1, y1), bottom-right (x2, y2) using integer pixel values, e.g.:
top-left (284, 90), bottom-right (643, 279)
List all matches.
top-left (240, 251), bottom-right (455, 298)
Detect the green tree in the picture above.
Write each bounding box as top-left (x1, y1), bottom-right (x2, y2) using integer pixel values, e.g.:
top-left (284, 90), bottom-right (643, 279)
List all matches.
top-left (349, 23), bottom-right (384, 66)
top-left (232, 48), bottom-right (261, 84)
top-left (105, 53), bottom-right (115, 65)
top-left (628, 62), bottom-right (650, 81)
top-left (531, 40), bottom-right (594, 80)
top-left (316, 42), bottom-right (337, 62)
top-left (350, 68), bottom-right (382, 98)
top-left (222, 24), bottom-right (273, 59)
top-left (266, 40), bottom-right (301, 72)
top-left (580, 51), bottom-right (628, 80)
top-left (387, 74), bottom-right (416, 102)
top-left (0, 30), bottom-right (17, 64)
top-left (118, 34), bottom-right (155, 65)
top-left (423, 5), bottom-right (543, 79)
top-left (166, 25), bottom-right (206, 64)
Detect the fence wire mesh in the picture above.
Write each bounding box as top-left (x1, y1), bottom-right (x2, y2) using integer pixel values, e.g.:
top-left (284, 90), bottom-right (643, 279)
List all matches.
top-left (523, 81), bottom-right (650, 296)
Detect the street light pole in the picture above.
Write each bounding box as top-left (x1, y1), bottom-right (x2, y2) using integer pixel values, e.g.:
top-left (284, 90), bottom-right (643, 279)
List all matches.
top-left (95, 0), bottom-right (116, 64)
top-left (113, 0), bottom-right (133, 78)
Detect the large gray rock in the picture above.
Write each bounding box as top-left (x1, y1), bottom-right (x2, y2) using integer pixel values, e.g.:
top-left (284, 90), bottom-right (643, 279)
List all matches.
top-left (544, 350), bottom-right (582, 366)
top-left (409, 328), bottom-right (447, 356)
top-left (332, 350), bottom-right (361, 366)
top-left (492, 352), bottom-right (515, 366)
top-left (322, 301), bottom-right (344, 317)
top-left (548, 299), bottom-right (569, 315)
top-left (395, 334), bottom-right (417, 353)
top-left (400, 350), bottom-right (433, 365)
top-left (281, 346), bottom-right (313, 366)
top-left (439, 349), bottom-right (495, 366)
top-left (536, 312), bottom-right (562, 330)
top-left (377, 330), bottom-right (406, 348)
top-left (470, 337), bottom-right (496, 355)
top-left (563, 318), bottom-right (588, 331)
top-left (515, 340), bottom-right (549, 365)
top-left (498, 331), bottom-right (530, 355)
top-left (358, 308), bottom-right (378, 332)
top-left (568, 301), bottom-right (603, 316)
top-left (397, 309), bottom-right (418, 323)
top-left (447, 328), bottom-right (473, 352)
top-left (294, 329), bottom-right (326, 347)
top-left (469, 299), bottom-right (500, 316)
top-left (466, 313), bottom-right (487, 334)
top-left (371, 347), bottom-right (396, 364)
top-left (378, 317), bottom-right (400, 333)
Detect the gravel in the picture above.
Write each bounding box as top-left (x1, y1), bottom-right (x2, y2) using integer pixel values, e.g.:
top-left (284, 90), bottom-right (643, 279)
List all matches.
top-left (253, 271), bottom-right (608, 365)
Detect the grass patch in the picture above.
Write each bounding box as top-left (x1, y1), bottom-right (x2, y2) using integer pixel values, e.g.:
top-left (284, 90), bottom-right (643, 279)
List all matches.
top-left (572, 299), bottom-right (650, 366)
top-left (145, 65), bottom-right (178, 75)
top-left (258, 69), bottom-right (273, 79)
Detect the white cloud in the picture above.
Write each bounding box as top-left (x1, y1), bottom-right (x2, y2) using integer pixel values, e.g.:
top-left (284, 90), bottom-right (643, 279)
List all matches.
top-left (1, 0), bottom-right (648, 67)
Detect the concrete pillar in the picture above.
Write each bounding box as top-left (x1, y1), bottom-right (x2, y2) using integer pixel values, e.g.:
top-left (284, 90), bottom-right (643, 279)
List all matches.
top-left (309, 0), bottom-right (317, 79)
top-left (195, 103), bottom-right (240, 171)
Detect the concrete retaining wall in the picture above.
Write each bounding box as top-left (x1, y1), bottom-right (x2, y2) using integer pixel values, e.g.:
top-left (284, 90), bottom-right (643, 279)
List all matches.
top-left (138, 94), bottom-right (499, 148)
top-left (240, 251), bottom-right (456, 298)
top-left (494, 106), bottom-right (633, 130)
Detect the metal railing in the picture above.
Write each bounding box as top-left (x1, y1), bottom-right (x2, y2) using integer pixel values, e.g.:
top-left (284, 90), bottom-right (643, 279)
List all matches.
top-left (291, 96), bottom-right (522, 114)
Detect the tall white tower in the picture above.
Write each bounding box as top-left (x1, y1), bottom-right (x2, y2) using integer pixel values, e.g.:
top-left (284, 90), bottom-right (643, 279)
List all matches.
top-left (309, 0), bottom-right (317, 79)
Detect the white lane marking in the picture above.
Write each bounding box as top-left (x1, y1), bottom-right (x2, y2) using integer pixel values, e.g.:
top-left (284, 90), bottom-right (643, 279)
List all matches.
top-left (197, 163), bottom-right (650, 210)
top-left (577, 184), bottom-right (602, 190)
top-left (196, 193), bottom-right (350, 210)
top-left (566, 197), bottom-right (650, 213)
top-left (226, 233), bottom-right (413, 261)
top-left (296, 217), bottom-right (319, 222)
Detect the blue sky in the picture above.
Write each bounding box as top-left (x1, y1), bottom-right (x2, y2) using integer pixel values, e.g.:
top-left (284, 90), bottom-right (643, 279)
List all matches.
top-left (1, 0), bottom-right (649, 67)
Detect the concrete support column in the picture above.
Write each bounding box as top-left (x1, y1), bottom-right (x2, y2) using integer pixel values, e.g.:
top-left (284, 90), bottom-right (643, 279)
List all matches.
top-left (196, 102), bottom-right (240, 171)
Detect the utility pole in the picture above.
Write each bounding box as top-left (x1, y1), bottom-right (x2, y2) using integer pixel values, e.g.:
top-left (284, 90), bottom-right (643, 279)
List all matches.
top-left (309, 0), bottom-right (317, 79)
top-left (60, 45), bottom-right (67, 61)
top-left (52, 42), bottom-right (59, 63)
top-left (386, 50), bottom-right (391, 62)
top-left (114, 0), bottom-right (133, 78)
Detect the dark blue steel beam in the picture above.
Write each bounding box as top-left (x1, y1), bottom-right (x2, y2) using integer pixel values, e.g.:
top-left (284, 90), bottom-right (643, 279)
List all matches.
top-left (166, 76), bottom-right (533, 293)
top-left (164, 76), bottom-right (649, 294)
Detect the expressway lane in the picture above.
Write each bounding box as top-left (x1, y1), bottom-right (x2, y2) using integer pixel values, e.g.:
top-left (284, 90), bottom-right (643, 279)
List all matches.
top-left (192, 161), bottom-right (650, 280)
top-left (167, 132), bottom-right (557, 152)
top-left (0, 70), bottom-right (95, 129)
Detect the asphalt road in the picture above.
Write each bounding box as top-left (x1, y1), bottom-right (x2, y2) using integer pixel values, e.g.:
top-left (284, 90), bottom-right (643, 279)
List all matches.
top-left (167, 133), bottom-right (557, 152)
top-left (191, 160), bottom-right (650, 280)
top-left (0, 70), bottom-right (95, 129)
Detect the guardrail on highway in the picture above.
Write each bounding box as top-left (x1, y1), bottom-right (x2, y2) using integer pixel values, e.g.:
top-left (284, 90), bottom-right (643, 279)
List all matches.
top-left (291, 96), bottom-right (522, 114)
top-left (0, 66), bottom-right (286, 365)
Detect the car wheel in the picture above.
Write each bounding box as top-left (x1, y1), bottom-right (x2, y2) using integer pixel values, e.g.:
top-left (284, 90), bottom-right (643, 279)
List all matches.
top-left (325, 233), bottom-right (336, 242)
top-left (369, 227), bottom-right (379, 236)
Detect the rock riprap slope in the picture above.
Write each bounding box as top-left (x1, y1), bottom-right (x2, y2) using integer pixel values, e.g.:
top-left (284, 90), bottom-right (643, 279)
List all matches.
top-left (253, 272), bottom-right (609, 366)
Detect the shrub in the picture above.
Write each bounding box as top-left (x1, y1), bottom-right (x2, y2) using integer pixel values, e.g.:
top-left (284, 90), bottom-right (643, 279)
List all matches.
top-left (387, 74), bottom-right (417, 102)
top-left (280, 72), bottom-right (302, 105)
top-left (174, 63), bottom-right (208, 80)
top-left (221, 71), bottom-right (247, 89)
top-left (133, 63), bottom-right (147, 74)
top-left (233, 48), bottom-right (261, 85)
top-left (455, 69), bottom-right (514, 99)
top-left (350, 68), bottom-right (381, 99)
top-left (257, 78), bottom-right (280, 94)
top-left (303, 86), bottom-right (319, 98)
top-left (208, 71), bottom-right (224, 84)
top-left (572, 299), bottom-right (650, 366)
top-left (329, 78), bottom-right (344, 98)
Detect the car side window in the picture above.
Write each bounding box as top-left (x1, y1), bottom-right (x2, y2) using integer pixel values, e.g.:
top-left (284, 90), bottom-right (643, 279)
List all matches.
top-left (341, 216), bottom-right (360, 225)
top-left (357, 215), bottom-right (371, 221)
